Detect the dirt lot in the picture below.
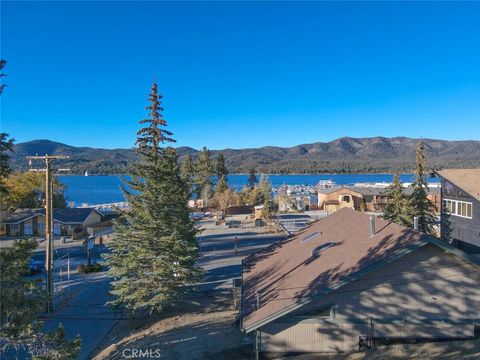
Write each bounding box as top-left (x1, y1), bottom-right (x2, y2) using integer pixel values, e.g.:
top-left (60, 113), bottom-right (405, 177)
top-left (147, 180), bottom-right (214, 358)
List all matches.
top-left (92, 291), bottom-right (251, 360)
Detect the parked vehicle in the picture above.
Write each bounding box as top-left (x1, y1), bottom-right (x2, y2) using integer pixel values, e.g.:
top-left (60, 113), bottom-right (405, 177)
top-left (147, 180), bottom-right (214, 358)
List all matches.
top-left (28, 259), bottom-right (45, 275)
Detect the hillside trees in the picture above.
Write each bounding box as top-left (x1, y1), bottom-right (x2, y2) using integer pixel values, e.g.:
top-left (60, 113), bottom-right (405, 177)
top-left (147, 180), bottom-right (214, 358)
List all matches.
top-left (104, 82), bottom-right (201, 314)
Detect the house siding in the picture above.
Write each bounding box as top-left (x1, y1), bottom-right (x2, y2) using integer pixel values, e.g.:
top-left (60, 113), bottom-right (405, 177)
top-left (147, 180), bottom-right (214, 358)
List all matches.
top-left (441, 178), bottom-right (480, 253)
top-left (258, 244), bottom-right (480, 353)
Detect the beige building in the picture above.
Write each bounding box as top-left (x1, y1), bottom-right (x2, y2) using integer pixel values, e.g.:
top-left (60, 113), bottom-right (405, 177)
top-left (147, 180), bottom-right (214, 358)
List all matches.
top-left (241, 209), bottom-right (480, 354)
top-left (318, 186), bottom-right (441, 213)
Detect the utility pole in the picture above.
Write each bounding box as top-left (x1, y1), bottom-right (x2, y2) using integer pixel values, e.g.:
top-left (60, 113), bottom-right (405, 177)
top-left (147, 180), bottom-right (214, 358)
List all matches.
top-left (27, 154), bottom-right (69, 313)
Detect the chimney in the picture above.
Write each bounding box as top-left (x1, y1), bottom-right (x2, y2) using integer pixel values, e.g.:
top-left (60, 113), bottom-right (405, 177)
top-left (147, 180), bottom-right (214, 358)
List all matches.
top-left (369, 216), bottom-right (376, 237)
top-left (414, 216), bottom-right (419, 231)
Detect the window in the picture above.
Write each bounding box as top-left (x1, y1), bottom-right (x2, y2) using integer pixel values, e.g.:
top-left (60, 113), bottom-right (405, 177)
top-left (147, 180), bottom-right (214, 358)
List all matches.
top-left (341, 195), bottom-right (351, 203)
top-left (443, 199), bottom-right (473, 219)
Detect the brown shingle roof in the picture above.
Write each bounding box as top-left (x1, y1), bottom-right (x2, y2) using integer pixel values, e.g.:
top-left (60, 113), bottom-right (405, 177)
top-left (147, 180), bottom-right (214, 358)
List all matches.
top-left (241, 208), bottom-right (434, 332)
top-left (436, 169), bottom-right (480, 201)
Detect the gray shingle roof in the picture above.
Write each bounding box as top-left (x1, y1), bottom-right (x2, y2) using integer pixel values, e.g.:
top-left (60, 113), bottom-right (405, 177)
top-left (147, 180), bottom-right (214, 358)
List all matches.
top-left (2, 208), bottom-right (99, 225)
top-left (2, 208), bottom-right (44, 224)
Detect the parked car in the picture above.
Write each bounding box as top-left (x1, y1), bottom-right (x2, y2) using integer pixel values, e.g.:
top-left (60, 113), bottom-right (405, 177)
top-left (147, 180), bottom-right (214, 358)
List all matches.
top-left (28, 259), bottom-right (45, 275)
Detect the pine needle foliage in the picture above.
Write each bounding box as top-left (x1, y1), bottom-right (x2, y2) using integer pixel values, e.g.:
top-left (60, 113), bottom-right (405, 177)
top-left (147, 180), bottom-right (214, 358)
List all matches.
top-left (216, 175), bottom-right (228, 194)
top-left (215, 152), bottom-right (228, 179)
top-left (194, 147), bottom-right (214, 199)
top-left (383, 173), bottom-right (410, 226)
top-left (247, 167), bottom-right (258, 189)
top-left (407, 141), bottom-right (437, 234)
top-left (104, 82), bottom-right (201, 314)
top-left (180, 154), bottom-right (194, 193)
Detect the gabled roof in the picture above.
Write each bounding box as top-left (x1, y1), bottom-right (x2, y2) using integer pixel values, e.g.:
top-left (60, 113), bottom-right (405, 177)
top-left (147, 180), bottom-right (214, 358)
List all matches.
top-left (53, 208), bottom-right (100, 224)
top-left (1, 208), bottom-right (100, 225)
top-left (241, 208), bottom-right (480, 333)
top-left (436, 169), bottom-right (480, 202)
top-left (2, 208), bottom-right (45, 224)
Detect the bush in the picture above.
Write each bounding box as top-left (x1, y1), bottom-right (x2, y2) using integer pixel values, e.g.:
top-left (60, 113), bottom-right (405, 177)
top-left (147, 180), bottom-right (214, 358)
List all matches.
top-left (77, 263), bottom-right (103, 274)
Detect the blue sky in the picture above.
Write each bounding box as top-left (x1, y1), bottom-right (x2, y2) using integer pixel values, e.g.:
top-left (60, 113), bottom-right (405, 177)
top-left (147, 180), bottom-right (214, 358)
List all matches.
top-left (1, 1), bottom-right (479, 149)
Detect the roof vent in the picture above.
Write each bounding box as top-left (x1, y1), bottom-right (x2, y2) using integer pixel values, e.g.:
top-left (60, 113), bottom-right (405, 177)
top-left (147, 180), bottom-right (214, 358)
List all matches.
top-left (369, 216), bottom-right (376, 237)
top-left (302, 231), bottom-right (321, 243)
top-left (311, 242), bottom-right (336, 256)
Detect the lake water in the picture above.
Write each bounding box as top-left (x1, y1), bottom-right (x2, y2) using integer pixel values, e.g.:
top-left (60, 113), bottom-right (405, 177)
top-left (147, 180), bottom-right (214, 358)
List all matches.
top-left (59, 174), bottom-right (440, 206)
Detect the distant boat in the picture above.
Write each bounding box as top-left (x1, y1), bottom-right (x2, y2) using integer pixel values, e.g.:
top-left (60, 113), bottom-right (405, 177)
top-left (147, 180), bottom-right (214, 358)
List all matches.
top-left (84, 171), bottom-right (89, 177)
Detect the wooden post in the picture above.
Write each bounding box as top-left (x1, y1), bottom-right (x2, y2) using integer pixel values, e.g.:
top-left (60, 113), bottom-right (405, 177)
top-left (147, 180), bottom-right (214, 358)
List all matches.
top-left (26, 154), bottom-right (69, 313)
top-left (255, 330), bottom-right (260, 360)
top-left (45, 158), bottom-right (53, 313)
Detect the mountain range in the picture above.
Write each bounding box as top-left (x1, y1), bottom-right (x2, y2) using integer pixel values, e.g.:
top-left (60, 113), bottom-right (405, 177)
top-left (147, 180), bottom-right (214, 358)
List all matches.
top-left (9, 137), bottom-right (480, 174)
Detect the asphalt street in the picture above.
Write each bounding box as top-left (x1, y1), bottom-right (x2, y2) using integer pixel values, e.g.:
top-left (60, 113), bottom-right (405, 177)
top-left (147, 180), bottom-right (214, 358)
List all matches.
top-left (27, 229), bottom-right (287, 359)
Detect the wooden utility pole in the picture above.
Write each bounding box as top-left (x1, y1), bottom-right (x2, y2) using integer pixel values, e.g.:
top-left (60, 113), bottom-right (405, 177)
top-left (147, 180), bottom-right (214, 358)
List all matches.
top-left (27, 154), bottom-right (69, 313)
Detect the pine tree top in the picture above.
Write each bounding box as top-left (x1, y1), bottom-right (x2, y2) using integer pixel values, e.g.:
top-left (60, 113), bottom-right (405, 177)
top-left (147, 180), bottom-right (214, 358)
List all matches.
top-left (136, 82), bottom-right (175, 159)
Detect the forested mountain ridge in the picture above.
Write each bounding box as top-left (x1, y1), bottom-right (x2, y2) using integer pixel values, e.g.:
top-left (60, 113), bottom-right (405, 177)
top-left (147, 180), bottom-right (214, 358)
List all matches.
top-left (10, 137), bottom-right (480, 174)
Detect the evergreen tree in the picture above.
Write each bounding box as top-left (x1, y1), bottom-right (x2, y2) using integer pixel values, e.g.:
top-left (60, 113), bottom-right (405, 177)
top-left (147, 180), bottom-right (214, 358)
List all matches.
top-left (0, 133), bottom-right (14, 195)
top-left (247, 167), bottom-right (258, 189)
top-left (180, 154), bottom-right (194, 192)
top-left (0, 61), bottom-right (14, 195)
top-left (215, 152), bottom-right (228, 179)
top-left (104, 82), bottom-right (201, 314)
top-left (0, 240), bottom-right (80, 358)
top-left (194, 147), bottom-right (214, 199)
top-left (383, 173), bottom-right (409, 226)
top-left (441, 203), bottom-right (454, 244)
top-left (260, 198), bottom-right (272, 221)
top-left (407, 141), bottom-right (437, 234)
top-left (216, 175), bottom-right (228, 194)
top-left (0, 59), bottom-right (6, 95)
top-left (258, 174), bottom-right (272, 204)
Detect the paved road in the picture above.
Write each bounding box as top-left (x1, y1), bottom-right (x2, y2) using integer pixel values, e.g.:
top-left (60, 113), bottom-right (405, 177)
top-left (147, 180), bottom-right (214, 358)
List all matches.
top-left (27, 229), bottom-right (287, 359)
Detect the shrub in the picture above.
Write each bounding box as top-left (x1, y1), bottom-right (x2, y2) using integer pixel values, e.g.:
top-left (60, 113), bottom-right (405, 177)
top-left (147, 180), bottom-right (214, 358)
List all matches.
top-left (77, 263), bottom-right (103, 274)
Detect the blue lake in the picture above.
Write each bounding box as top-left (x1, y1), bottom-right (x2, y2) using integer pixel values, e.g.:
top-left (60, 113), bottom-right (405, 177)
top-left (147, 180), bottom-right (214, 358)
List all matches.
top-left (59, 174), bottom-right (439, 206)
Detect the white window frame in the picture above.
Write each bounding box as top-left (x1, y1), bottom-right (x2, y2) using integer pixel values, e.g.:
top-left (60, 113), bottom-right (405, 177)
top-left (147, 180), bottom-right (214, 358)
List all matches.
top-left (443, 198), bottom-right (473, 219)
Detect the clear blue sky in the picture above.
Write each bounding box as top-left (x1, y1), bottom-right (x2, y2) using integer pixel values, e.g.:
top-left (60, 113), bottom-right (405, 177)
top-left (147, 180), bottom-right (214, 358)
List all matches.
top-left (1, 1), bottom-right (479, 149)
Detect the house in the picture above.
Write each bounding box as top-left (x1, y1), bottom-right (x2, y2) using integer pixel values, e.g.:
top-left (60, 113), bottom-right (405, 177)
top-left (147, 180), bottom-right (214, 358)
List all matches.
top-left (53, 208), bottom-right (103, 239)
top-left (436, 169), bottom-right (480, 254)
top-left (1, 208), bottom-right (45, 237)
top-left (1, 207), bottom-right (102, 239)
top-left (318, 186), bottom-right (440, 213)
top-left (240, 208), bottom-right (480, 355)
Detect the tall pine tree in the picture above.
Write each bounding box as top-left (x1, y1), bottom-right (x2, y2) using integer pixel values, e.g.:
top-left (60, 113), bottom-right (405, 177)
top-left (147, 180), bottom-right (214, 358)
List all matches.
top-left (104, 82), bottom-right (201, 314)
top-left (383, 173), bottom-right (409, 226)
top-left (180, 154), bottom-right (194, 192)
top-left (247, 167), bottom-right (258, 189)
top-left (407, 141), bottom-right (436, 234)
top-left (215, 152), bottom-right (228, 179)
top-left (194, 147), bottom-right (214, 200)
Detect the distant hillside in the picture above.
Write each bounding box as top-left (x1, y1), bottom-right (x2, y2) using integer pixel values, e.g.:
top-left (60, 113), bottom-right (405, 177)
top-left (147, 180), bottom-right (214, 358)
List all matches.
top-left (9, 137), bottom-right (480, 174)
